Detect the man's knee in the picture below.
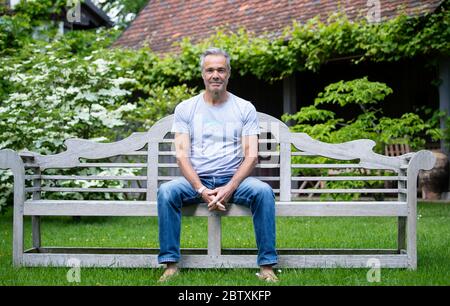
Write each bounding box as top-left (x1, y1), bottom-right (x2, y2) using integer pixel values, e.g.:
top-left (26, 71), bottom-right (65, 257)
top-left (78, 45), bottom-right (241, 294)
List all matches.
top-left (157, 181), bottom-right (178, 203)
top-left (247, 179), bottom-right (275, 200)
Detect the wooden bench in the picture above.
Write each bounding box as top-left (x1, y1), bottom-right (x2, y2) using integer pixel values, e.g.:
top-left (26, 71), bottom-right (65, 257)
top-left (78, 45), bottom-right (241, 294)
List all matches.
top-left (0, 113), bottom-right (436, 269)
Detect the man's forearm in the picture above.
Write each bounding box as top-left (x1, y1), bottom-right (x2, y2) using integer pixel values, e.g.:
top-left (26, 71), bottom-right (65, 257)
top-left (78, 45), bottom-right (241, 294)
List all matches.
top-left (177, 157), bottom-right (204, 190)
top-left (228, 157), bottom-right (258, 189)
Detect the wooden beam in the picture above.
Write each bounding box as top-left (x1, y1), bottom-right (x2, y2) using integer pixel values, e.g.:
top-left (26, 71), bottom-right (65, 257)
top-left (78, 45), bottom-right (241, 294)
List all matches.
top-left (23, 200), bottom-right (409, 217)
top-left (283, 74), bottom-right (297, 125)
top-left (439, 58), bottom-right (450, 156)
top-left (22, 253), bottom-right (409, 268)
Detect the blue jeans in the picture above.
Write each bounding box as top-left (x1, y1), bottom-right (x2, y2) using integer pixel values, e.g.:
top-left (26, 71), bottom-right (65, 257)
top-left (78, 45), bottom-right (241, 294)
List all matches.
top-left (157, 176), bottom-right (278, 266)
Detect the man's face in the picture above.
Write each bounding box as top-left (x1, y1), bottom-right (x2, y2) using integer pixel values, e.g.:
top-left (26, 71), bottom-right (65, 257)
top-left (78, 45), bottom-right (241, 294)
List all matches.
top-left (201, 55), bottom-right (230, 95)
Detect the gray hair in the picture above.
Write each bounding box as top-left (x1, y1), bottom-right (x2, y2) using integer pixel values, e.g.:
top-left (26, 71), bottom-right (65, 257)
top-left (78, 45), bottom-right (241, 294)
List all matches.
top-left (200, 47), bottom-right (231, 71)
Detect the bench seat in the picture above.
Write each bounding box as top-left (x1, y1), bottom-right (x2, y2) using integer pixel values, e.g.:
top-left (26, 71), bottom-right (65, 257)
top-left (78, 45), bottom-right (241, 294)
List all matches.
top-left (23, 200), bottom-right (408, 217)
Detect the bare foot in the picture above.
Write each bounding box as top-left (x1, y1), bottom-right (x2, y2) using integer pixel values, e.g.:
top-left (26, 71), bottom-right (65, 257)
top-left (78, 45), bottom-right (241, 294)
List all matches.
top-left (257, 266), bottom-right (279, 283)
top-left (158, 263), bottom-right (179, 282)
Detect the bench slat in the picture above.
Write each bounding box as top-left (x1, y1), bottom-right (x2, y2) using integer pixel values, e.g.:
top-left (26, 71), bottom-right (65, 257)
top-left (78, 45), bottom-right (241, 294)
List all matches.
top-left (77, 163), bottom-right (147, 168)
top-left (159, 139), bottom-right (278, 144)
top-left (25, 175), bottom-right (148, 181)
top-left (121, 151), bottom-right (148, 156)
top-left (157, 151), bottom-right (280, 156)
top-left (23, 200), bottom-right (408, 217)
top-left (157, 176), bottom-right (281, 181)
top-left (24, 247), bottom-right (401, 255)
top-left (292, 188), bottom-right (406, 194)
top-left (155, 150), bottom-right (317, 156)
top-left (21, 253), bottom-right (409, 268)
top-left (30, 187), bottom-right (146, 193)
top-left (25, 163), bottom-right (149, 168)
top-left (292, 176), bottom-right (406, 181)
top-left (291, 152), bottom-right (318, 156)
top-left (25, 175), bottom-right (400, 182)
top-left (32, 175), bottom-right (403, 182)
top-left (292, 164), bottom-right (379, 169)
top-left (157, 163), bottom-right (281, 168)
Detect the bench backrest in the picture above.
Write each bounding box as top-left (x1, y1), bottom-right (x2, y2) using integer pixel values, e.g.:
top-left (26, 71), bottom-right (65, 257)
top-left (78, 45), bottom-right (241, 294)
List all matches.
top-left (22, 112), bottom-right (435, 203)
top-left (146, 113), bottom-right (291, 201)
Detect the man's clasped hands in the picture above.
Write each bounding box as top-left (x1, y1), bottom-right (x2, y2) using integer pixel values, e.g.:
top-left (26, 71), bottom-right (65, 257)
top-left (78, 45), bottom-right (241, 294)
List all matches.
top-left (200, 182), bottom-right (237, 211)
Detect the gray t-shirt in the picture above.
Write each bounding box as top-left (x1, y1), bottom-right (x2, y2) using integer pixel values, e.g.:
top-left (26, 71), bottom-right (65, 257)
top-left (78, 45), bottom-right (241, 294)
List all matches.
top-left (171, 92), bottom-right (260, 177)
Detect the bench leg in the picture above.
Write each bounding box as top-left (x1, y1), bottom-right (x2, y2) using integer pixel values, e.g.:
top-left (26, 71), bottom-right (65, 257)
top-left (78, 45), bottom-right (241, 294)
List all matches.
top-left (32, 169), bottom-right (41, 249)
top-left (406, 214), bottom-right (417, 270)
top-left (397, 217), bottom-right (406, 252)
top-left (208, 216), bottom-right (221, 256)
top-left (32, 216), bottom-right (41, 249)
top-left (13, 206), bottom-right (24, 267)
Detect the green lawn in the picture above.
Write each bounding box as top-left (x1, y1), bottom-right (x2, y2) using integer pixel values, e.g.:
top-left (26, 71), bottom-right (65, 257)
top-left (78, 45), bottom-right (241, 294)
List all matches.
top-left (0, 202), bottom-right (449, 286)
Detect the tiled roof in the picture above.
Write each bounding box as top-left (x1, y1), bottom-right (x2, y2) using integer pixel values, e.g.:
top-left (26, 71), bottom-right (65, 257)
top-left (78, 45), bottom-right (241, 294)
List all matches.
top-left (113, 0), bottom-right (444, 53)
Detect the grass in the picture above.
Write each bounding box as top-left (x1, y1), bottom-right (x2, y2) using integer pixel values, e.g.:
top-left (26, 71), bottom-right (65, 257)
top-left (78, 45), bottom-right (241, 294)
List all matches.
top-left (0, 202), bottom-right (449, 286)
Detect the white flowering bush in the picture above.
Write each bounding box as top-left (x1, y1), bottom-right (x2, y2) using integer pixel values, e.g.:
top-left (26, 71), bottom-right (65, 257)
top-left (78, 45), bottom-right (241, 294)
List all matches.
top-left (0, 29), bottom-right (199, 211)
top-left (0, 48), bottom-right (137, 154)
top-left (0, 41), bottom-right (139, 209)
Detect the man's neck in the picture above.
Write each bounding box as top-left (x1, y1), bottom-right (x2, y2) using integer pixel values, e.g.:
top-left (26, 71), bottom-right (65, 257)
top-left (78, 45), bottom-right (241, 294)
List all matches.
top-left (203, 90), bottom-right (229, 106)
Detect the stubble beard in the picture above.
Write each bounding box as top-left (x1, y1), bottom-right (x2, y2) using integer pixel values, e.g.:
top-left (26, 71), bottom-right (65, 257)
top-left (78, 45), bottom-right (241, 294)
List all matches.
top-left (211, 88), bottom-right (221, 99)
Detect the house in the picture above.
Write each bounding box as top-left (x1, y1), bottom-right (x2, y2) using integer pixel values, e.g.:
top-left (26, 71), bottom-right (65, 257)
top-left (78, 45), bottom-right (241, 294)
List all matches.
top-left (62, 0), bottom-right (113, 31)
top-left (113, 1), bottom-right (448, 145)
top-left (1, 0), bottom-right (113, 33)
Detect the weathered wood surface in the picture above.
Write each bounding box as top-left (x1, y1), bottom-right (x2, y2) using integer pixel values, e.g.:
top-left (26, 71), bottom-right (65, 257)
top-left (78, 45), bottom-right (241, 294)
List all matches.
top-left (405, 150), bottom-right (436, 269)
top-left (24, 247), bottom-right (400, 255)
top-left (22, 253), bottom-right (409, 268)
top-left (0, 149), bottom-right (25, 266)
top-left (32, 167), bottom-right (41, 249)
top-left (29, 132), bottom-right (150, 170)
top-left (23, 201), bottom-right (408, 217)
top-left (208, 216), bottom-right (222, 256)
top-left (290, 133), bottom-right (409, 172)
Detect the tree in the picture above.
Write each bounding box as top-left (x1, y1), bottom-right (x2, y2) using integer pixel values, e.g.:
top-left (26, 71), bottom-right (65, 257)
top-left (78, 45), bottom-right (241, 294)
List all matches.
top-left (93, 0), bottom-right (148, 28)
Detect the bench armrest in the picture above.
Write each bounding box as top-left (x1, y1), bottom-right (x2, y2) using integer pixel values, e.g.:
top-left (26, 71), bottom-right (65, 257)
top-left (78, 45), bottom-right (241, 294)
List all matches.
top-left (406, 150), bottom-right (436, 192)
top-left (0, 149), bottom-right (26, 209)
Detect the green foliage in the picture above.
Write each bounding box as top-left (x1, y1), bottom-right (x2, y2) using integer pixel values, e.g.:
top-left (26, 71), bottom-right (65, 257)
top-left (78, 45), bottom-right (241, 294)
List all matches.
top-left (0, 18), bottom-right (190, 212)
top-left (0, 170), bottom-right (13, 212)
top-left (314, 77), bottom-right (393, 107)
top-left (94, 0), bottom-right (148, 28)
top-left (444, 116), bottom-right (450, 150)
top-left (13, 0), bottom-right (67, 20)
top-left (283, 77), bottom-right (443, 200)
top-left (162, 7), bottom-right (449, 82)
top-left (125, 84), bottom-right (198, 133)
top-left (0, 40), bottom-right (137, 154)
top-left (0, 0), bottom-right (68, 56)
top-left (0, 13), bottom-right (33, 55)
top-left (284, 77), bottom-right (440, 150)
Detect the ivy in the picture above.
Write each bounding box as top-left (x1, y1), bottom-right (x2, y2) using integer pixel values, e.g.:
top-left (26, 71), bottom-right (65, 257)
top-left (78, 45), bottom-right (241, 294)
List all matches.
top-left (158, 4), bottom-right (450, 83)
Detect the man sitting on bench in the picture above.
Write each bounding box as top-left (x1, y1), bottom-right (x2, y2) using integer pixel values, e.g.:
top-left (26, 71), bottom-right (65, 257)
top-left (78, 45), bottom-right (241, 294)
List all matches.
top-left (157, 47), bottom-right (279, 282)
